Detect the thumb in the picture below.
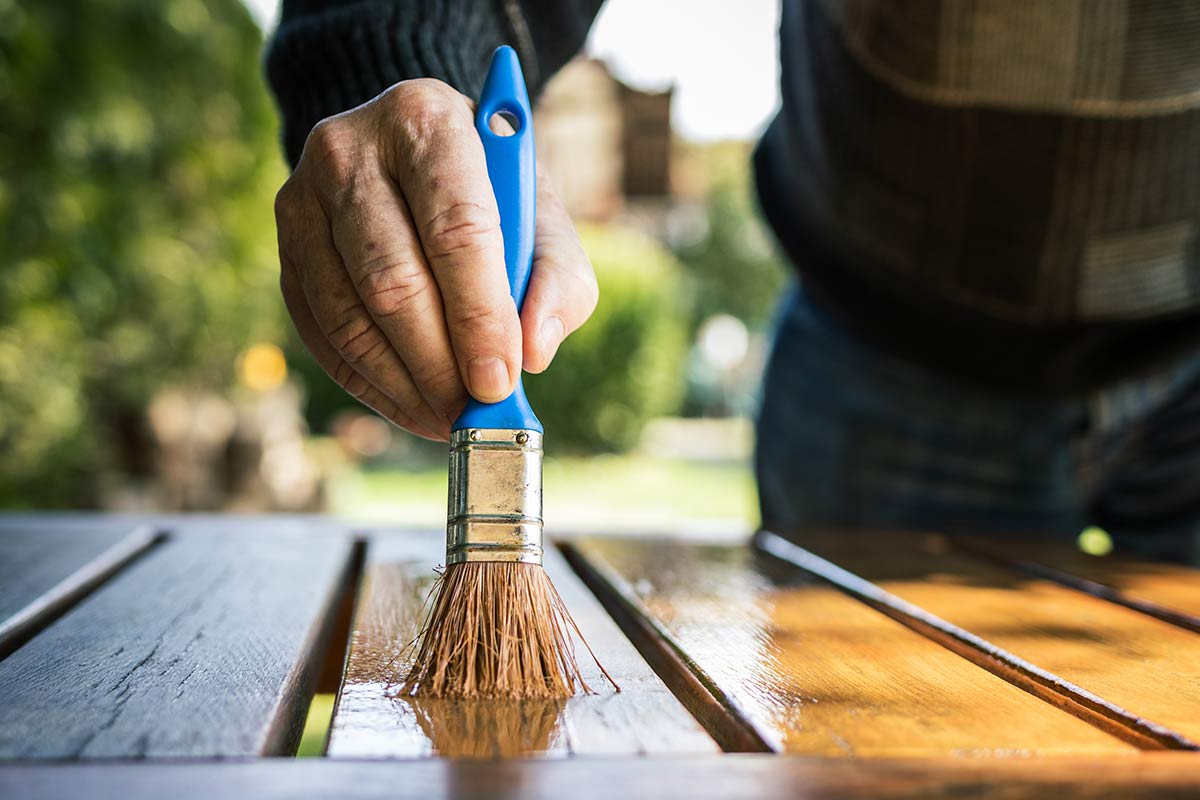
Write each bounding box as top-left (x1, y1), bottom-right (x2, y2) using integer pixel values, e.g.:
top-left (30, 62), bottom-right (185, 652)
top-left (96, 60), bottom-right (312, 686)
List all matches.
top-left (521, 173), bottom-right (598, 374)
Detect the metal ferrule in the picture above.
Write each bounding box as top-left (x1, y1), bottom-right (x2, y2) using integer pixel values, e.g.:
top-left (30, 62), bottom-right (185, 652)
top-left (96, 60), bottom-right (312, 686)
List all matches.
top-left (447, 428), bottom-right (543, 565)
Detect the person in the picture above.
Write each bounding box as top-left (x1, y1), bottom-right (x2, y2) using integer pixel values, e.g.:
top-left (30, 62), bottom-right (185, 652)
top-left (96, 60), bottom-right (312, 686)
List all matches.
top-left (267, 1), bottom-right (1200, 560)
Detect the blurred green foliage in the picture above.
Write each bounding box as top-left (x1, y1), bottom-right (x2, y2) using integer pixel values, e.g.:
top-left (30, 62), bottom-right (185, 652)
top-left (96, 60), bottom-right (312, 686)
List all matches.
top-left (0, 0), bottom-right (287, 507)
top-left (674, 141), bottom-right (788, 334)
top-left (525, 224), bottom-right (688, 453)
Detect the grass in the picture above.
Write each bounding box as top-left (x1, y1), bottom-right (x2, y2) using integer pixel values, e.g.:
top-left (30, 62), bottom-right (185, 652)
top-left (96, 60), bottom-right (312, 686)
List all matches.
top-left (329, 453), bottom-right (758, 534)
top-left (295, 693), bottom-right (335, 757)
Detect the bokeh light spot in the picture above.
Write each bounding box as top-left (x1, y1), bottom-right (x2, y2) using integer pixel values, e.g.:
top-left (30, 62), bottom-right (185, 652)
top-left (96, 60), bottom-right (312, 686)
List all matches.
top-left (1077, 525), bottom-right (1113, 557)
top-left (697, 313), bottom-right (749, 371)
top-left (238, 342), bottom-right (287, 392)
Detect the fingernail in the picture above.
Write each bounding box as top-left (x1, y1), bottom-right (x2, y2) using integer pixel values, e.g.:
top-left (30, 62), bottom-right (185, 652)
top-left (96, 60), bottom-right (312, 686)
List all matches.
top-left (538, 317), bottom-right (566, 364)
top-left (467, 356), bottom-right (511, 401)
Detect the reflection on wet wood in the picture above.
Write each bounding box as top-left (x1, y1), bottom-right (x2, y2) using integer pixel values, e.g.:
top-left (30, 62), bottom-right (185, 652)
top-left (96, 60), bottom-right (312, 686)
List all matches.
top-left (779, 531), bottom-right (1200, 747)
top-left (407, 699), bottom-right (564, 758)
top-left (326, 532), bottom-right (717, 758)
top-left (569, 537), bottom-right (1131, 756)
top-left (954, 535), bottom-right (1200, 633)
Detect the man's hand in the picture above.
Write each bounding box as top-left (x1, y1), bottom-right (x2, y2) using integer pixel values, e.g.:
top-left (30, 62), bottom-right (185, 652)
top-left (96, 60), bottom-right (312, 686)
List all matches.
top-left (275, 78), bottom-right (597, 440)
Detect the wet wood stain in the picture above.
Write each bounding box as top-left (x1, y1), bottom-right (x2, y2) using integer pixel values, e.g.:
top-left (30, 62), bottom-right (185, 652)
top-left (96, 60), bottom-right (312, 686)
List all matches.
top-left (572, 536), bottom-right (1135, 757)
top-left (326, 532), bottom-right (717, 758)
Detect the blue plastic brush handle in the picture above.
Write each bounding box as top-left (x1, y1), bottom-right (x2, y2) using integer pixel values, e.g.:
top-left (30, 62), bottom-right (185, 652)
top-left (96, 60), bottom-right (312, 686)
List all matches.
top-left (452, 45), bottom-right (542, 433)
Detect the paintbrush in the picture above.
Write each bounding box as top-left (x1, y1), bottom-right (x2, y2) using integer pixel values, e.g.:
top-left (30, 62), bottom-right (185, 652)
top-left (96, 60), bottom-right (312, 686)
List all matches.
top-left (401, 46), bottom-right (609, 699)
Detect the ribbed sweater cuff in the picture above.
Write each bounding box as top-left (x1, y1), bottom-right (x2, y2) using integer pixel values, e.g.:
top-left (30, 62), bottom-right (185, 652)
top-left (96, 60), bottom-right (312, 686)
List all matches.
top-left (266, 0), bottom-right (508, 166)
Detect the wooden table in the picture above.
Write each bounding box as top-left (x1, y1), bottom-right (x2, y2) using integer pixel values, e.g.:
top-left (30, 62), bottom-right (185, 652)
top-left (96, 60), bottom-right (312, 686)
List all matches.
top-left (2, 514), bottom-right (1200, 798)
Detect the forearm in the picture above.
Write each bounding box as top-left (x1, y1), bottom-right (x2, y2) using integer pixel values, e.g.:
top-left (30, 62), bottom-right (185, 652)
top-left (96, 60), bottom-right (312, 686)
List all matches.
top-left (265, 0), bottom-right (603, 166)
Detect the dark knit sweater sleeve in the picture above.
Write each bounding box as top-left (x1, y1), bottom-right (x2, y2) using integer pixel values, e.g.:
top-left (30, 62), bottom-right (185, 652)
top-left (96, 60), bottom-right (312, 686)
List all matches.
top-left (266, 0), bottom-right (603, 166)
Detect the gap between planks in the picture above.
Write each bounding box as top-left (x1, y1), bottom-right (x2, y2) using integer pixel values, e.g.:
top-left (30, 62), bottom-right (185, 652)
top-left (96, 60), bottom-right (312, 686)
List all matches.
top-left (273, 536), bottom-right (368, 757)
top-left (0, 523), bottom-right (360, 759)
top-left (567, 535), bottom-right (1132, 757)
top-left (0, 525), bottom-right (165, 660)
top-left (559, 540), bottom-right (773, 753)
top-left (325, 530), bottom-right (718, 759)
top-left (756, 531), bottom-right (1199, 752)
top-left (951, 535), bottom-right (1200, 636)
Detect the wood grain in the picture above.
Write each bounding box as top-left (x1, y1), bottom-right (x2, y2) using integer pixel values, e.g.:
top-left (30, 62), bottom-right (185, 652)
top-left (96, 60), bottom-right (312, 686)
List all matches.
top-left (0, 520), bottom-right (162, 657)
top-left (765, 530), bottom-right (1200, 748)
top-left (6, 753), bottom-right (1200, 800)
top-left (0, 523), bottom-right (355, 759)
top-left (326, 531), bottom-right (717, 758)
top-left (953, 535), bottom-right (1200, 633)
top-left (568, 537), bottom-right (1131, 757)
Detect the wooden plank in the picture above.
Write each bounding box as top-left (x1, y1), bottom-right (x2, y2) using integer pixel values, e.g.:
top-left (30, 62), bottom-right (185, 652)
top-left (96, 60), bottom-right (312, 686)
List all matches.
top-left (953, 535), bottom-right (1200, 633)
top-left (327, 531), bottom-right (717, 757)
top-left (6, 754), bottom-right (1200, 800)
top-left (0, 522), bottom-right (355, 759)
top-left (759, 530), bottom-right (1200, 749)
top-left (567, 537), bottom-right (1131, 757)
top-left (0, 520), bottom-right (162, 648)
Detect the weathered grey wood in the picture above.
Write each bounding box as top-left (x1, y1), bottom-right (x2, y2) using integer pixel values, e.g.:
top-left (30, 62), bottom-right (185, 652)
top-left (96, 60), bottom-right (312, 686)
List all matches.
top-left (0, 519), bottom-right (156, 623)
top-left (0, 523), bottom-right (355, 759)
top-left (327, 531), bottom-right (718, 757)
top-left (5, 753), bottom-right (1200, 800)
top-left (0, 522), bottom-right (163, 659)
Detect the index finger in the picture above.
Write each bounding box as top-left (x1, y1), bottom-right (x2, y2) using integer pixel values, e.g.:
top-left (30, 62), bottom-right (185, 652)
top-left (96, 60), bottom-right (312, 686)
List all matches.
top-left (387, 84), bottom-right (521, 404)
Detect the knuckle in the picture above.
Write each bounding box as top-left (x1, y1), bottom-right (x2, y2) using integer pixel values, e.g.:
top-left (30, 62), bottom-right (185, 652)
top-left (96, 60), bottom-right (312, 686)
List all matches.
top-left (332, 360), bottom-right (371, 400)
top-left (326, 312), bottom-right (389, 366)
top-left (303, 117), bottom-right (356, 181)
top-left (575, 262), bottom-right (600, 315)
top-left (422, 201), bottom-right (501, 263)
top-left (389, 78), bottom-right (454, 108)
top-left (386, 81), bottom-right (472, 156)
top-left (273, 180), bottom-right (304, 230)
top-left (395, 79), bottom-right (458, 116)
top-left (446, 301), bottom-right (512, 343)
top-left (539, 249), bottom-right (599, 324)
top-left (414, 361), bottom-right (464, 402)
top-left (355, 261), bottom-right (432, 320)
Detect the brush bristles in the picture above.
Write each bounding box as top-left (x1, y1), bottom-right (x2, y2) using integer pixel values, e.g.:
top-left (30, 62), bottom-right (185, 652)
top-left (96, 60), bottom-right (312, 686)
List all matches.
top-left (399, 562), bottom-right (594, 699)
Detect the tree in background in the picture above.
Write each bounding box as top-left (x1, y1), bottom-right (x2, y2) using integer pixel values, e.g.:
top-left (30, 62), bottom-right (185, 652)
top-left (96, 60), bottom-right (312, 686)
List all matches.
top-left (671, 141), bottom-right (790, 416)
top-left (673, 141), bottom-right (789, 337)
top-left (0, 0), bottom-right (287, 507)
top-left (525, 224), bottom-right (688, 453)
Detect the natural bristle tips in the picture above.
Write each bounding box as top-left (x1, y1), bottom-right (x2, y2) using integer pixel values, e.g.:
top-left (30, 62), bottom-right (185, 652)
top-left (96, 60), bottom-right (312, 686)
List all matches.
top-left (398, 562), bottom-right (610, 699)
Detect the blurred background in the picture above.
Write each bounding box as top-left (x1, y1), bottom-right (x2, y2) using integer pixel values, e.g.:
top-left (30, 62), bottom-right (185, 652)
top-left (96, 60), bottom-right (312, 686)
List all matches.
top-left (0, 0), bottom-right (787, 534)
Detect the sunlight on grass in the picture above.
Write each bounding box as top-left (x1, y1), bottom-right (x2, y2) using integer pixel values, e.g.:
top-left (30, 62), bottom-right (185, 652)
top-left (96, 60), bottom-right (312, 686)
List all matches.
top-left (329, 454), bottom-right (758, 534)
top-left (295, 693), bottom-right (335, 757)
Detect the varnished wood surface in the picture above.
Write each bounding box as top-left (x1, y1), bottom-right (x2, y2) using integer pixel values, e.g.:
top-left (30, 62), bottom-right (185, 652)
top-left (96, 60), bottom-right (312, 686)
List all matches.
top-left (0, 520), bottom-right (162, 657)
top-left (768, 531), bottom-right (1200, 748)
top-left (568, 537), bottom-right (1131, 756)
top-left (0, 523), bottom-right (355, 759)
top-left (954, 535), bottom-right (1200, 632)
top-left (327, 531), bottom-right (717, 757)
top-left (5, 753), bottom-right (1200, 800)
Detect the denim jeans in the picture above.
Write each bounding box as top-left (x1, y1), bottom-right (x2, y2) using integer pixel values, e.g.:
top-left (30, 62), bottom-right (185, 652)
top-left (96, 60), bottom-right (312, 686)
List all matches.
top-left (755, 284), bottom-right (1200, 561)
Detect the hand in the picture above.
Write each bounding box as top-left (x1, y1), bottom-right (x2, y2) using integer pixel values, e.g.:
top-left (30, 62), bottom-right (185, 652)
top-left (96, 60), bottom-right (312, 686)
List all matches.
top-left (274, 78), bottom-right (598, 441)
